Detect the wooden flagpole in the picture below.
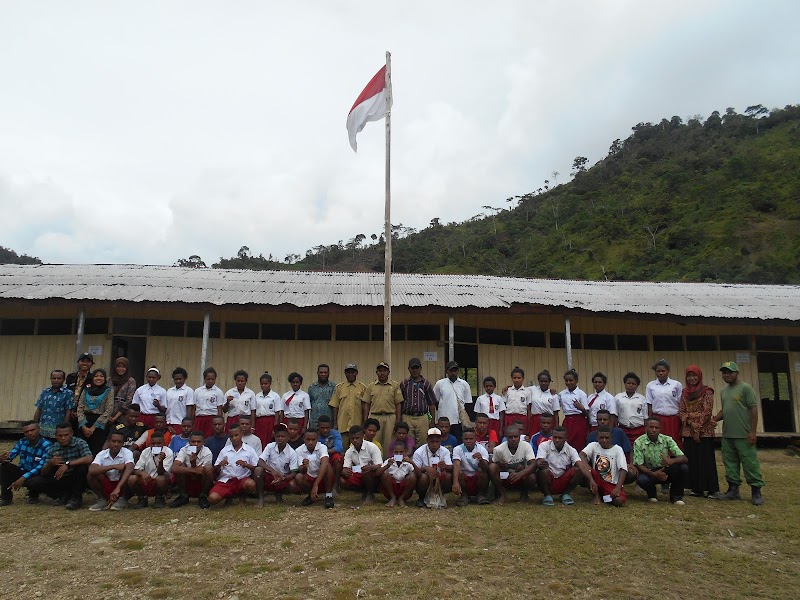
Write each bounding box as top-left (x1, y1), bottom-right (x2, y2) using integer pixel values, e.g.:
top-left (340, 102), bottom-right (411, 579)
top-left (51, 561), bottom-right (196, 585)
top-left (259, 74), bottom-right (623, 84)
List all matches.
top-left (383, 50), bottom-right (392, 367)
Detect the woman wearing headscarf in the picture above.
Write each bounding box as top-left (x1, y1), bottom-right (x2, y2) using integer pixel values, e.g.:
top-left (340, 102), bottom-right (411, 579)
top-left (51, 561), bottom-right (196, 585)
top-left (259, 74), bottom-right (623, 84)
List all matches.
top-left (109, 357), bottom-right (137, 424)
top-left (77, 369), bottom-right (116, 455)
top-left (678, 365), bottom-right (719, 497)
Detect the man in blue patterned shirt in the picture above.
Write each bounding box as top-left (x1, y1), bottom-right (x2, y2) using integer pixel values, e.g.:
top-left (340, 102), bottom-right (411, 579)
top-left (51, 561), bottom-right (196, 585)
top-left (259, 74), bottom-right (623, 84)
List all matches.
top-left (26, 422), bottom-right (93, 509)
top-left (34, 370), bottom-right (74, 440)
top-left (308, 364), bottom-right (336, 429)
top-left (0, 421), bottom-right (52, 505)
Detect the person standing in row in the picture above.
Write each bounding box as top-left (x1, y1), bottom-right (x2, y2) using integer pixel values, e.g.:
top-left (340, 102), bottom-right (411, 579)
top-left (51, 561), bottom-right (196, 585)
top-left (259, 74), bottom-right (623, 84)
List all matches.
top-left (364, 362), bottom-right (403, 457)
top-left (66, 353), bottom-right (95, 425)
top-left (678, 365), bottom-right (719, 498)
top-left (503, 367), bottom-right (531, 434)
top-left (77, 369), bottom-right (116, 455)
top-left (529, 370), bottom-right (560, 437)
top-left (279, 373), bottom-right (311, 430)
top-left (165, 367), bottom-right (194, 435)
top-left (399, 358), bottom-right (438, 447)
top-left (559, 369), bottom-right (589, 452)
top-left (433, 361), bottom-right (473, 444)
top-left (132, 367), bottom-right (167, 429)
top-left (108, 357), bottom-right (137, 424)
top-left (330, 364), bottom-right (367, 449)
top-left (33, 370), bottom-right (73, 441)
top-left (308, 364), bottom-right (336, 430)
top-left (646, 359), bottom-right (683, 449)
top-left (254, 373), bottom-right (280, 447)
top-left (223, 370), bottom-right (255, 431)
top-left (190, 368), bottom-right (225, 438)
top-left (615, 372), bottom-right (647, 449)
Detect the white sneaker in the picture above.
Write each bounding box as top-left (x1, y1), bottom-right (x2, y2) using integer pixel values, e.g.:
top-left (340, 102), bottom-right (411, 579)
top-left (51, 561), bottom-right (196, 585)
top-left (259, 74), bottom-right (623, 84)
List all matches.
top-left (110, 497), bottom-right (128, 511)
top-left (648, 497), bottom-right (659, 503)
top-left (89, 499), bottom-right (109, 511)
top-left (673, 500), bottom-right (686, 506)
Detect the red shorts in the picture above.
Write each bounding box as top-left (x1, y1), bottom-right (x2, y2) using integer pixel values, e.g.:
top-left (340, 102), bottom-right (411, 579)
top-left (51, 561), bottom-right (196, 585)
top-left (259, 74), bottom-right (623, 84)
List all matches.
top-left (653, 414), bottom-right (682, 450)
top-left (179, 473), bottom-right (204, 497)
top-left (545, 467), bottom-right (578, 495)
top-left (224, 415), bottom-right (240, 433)
top-left (210, 477), bottom-right (252, 499)
top-left (101, 476), bottom-right (120, 499)
top-left (383, 479), bottom-right (410, 499)
top-left (343, 472), bottom-right (364, 489)
top-left (591, 469), bottom-right (627, 503)
top-left (254, 416), bottom-right (275, 447)
top-left (462, 473), bottom-right (480, 496)
top-left (328, 452), bottom-right (343, 465)
top-left (139, 413), bottom-right (158, 429)
top-left (501, 474), bottom-right (525, 489)
top-left (263, 477), bottom-right (293, 493)
top-left (138, 476), bottom-right (165, 497)
top-left (193, 415), bottom-right (216, 438)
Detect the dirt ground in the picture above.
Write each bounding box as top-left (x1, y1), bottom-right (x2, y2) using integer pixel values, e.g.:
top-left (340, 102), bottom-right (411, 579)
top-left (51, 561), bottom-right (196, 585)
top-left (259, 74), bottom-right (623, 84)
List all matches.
top-left (0, 449), bottom-right (797, 600)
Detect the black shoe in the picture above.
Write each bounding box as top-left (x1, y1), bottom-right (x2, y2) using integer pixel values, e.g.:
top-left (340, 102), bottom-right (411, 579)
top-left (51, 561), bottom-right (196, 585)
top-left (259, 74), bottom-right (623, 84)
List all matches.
top-left (169, 494), bottom-right (189, 508)
top-left (0, 497), bottom-right (11, 506)
top-left (134, 497), bottom-right (149, 509)
top-left (152, 496), bottom-right (166, 509)
top-left (716, 483), bottom-right (741, 501)
top-left (415, 499), bottom-right (426, 508)
top-left (27, 493), bottom-right (39, 505)
top-left (301, 495), bottom-right (314, 506)
top-left (324, 496), bottom-right (335, 509)
top-left (65, 497), bottom-right (81, 511)
top-left (751, 486), bottom-right (764, 506)
top-left (198, 495), bottom-right (210, 509)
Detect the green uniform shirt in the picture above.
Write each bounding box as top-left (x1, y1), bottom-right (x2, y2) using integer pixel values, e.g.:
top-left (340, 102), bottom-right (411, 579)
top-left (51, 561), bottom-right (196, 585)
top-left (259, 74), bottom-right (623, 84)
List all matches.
top-left (633, 433), bottom-right (684, 470)
top-left (721, 381), bottom-right (757, 438)
top-left (364, 380), bottom-right (403, 415)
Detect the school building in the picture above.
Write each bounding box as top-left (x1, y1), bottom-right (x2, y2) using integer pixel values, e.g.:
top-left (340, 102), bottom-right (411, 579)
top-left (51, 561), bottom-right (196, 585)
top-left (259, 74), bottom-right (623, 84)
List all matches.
top-left (1, 264), bottom-right (799, 434)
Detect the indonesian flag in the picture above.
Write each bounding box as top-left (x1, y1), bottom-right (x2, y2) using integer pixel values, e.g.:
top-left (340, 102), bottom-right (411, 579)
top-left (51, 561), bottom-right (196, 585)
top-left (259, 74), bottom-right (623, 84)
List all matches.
top-left (346, 65), bottom-right (392, 152)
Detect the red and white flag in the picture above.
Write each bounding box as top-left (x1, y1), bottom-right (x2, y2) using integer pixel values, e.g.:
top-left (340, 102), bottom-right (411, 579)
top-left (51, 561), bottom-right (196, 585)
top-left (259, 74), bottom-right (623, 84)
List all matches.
top-left (346, 65), bottom-right (392, 152)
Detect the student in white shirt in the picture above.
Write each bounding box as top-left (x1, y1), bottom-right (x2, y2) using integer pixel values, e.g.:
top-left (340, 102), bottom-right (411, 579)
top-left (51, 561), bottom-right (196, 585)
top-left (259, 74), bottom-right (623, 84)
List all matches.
top-left (411, 427), bottom-right (454, 507)
top-left (587, 372), bottom-right (618, 429)
top-left (535, 425), bottom-right (585, 506)
top-left (452, 427), bottom-right (490, 506)
top-left (502, 367), bottom-right (532, 436)
top-left (189, 367), bottom-right (225, 438)
top-left (376, 439), bottom-right (417, 508)
top-left (558, 369), bottom-right (590, 454)
top-left (488, 424), bottom-right (537, 505)
top-left (255, 423), bottom-right (299, 507)
top-left (473, 376), bottom-right (505, 439)
top-left (254, 373), bottom-right (280, 447)
top-left (131, 367), bottom-right (167, 429)
top-left (615, 372), bottom-right (647, 448)
top-left (223, 369), bottom-right (256, 431)
top-left (646, 359), bottom-right (684, 448)
top-left (340, 425), bottom-right (383, 505)
top-left (529, 369), bottom-right (561, 437)
top-left (295, 429), bottom-right (333, 508)
top-left (169, 431), bottom-right (213, 509)
top-left (208, 423), bottom-right (259, 507)
top-left (127, 430), bottom-right (174, 509)
top-left (278, 372), bottom-right (311, 429)
top-left (87, 431), bottom-right (135, 511)
top-left (578, 426), bottom-right (628, 506)
top-left (224, 415), bottom-right (263, 455)
top-left (165, 367), bottom-right (194, 434)
top-left (432, 361), bottom-right (473, 443)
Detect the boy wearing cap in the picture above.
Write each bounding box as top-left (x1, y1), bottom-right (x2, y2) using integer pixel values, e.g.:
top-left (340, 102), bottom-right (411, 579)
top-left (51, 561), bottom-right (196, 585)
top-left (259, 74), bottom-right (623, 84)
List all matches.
top-left (411, 427), bottom-right (454, 507)
top-left (330, 363), bottom-right (367, 450)
top-left (712, 362), bottom-right (765, 505)
top-left (399, 358), bottom-right (438, 447)
top-left (433, 362), bottom-right (473, 444)
top-left (646, 359), bottom-right (683, 449)
top-left (364, 362), bottom-right (404, 458)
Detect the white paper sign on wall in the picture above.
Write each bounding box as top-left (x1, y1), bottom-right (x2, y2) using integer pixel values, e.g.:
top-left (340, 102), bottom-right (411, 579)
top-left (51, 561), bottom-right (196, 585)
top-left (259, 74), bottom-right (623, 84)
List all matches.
top-left (735, 352), bottom-right (750, 364)
top-left (87, 345), bottom-right (103, 356)
top-left (423, 352), bottom-right (438, 362)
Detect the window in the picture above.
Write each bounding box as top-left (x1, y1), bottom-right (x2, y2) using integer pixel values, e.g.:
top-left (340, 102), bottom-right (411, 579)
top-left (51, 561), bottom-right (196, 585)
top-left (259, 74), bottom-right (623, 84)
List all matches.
top-left (336, 325), bottom-right (370, 341)
top-left (84, 318), bottom-right (109, 334)
top-left (1, 319), bottom-right (35, 335)
top-left (225, 322), bottom-right (260, 339)
top-left (583, 334), bottom-right (615, 350)
top-left (297, 324), bottom-right (331, 341)
top-left (407, 325), bottom-right (440, 341)
top-left (479, 328), bottom-right (512, 346)
top-left (513, 330), bottom-right (546, 348)
top-left (550, 332), bottom-right (582, 349)
top-left (37, 318), bottom-right (73, 335)
top-left (371, 325), bottom-right (406, 341)
top-left (789, 337), bottom-right (800, 352)
top-left (686, 335), bottom-right (716, 351)
top-left (756, 336), bottom-right (785, 351)
top-left (617, 335), bottom-right (649, 351)
top-left (261, 324), bottom-right (295, 340)
top-left (719, 335), bottom-right (750, 351)
top-left (653, 335), bottom-right (684, 351)
top-left (454, 326), bottom-right (477, 343)
top-left (187, 320), bottom-right (221, 339)
top-left (113, 318), bottom-right (148, 335)
top-left (150, 319), bottom-right (185, 337)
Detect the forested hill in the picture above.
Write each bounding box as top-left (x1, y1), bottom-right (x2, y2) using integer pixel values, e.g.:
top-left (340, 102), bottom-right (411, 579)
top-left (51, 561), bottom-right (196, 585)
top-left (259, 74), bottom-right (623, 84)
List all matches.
top-left (198, 105), bottom-right (800, 284)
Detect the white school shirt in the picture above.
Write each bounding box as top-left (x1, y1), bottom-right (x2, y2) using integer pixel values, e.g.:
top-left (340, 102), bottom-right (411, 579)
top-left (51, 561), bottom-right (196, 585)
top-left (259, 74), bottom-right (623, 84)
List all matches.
top-left (281, 390), bottom-right (311, 418)
top-left (92, 447), bottom-right (135, 482)
top-left (645, 378), bottom-right (682, 416)
top-left (433, 377), bottom-right (473, 425)
top-left (503, 386), bottom-right (531, 415)
top-left (224, 387), bottom-right (255, 418)
top-left (492, 440), bottom-right (535, 469)
top-left (615, 392), bottom-right (647, 428)
top-left (214, 443), bottom-right (259, 482)
top-left (259, 442), bottom-right (299, 476)
top-left (558, 387), bottom-right (589, 417)
top-left (175, 445), bottom-right (213, 467)
top-left (382, 458), bottom-right (415, 482)
top-left (474, 393), bottom-right (505, 420)
top-left (134, 445), bottom-right (175, 477)
top-left (132, 383), bottom-right (167, 415)
top-left (587, 390), bottom-right (617, 426)
top-left (224, 433), bottom-right (263, 455)
top-left (530, 386), bottom-right (561, 415)
top-left (343, 441), bottom-right (383, 469)
top-left (536, 440), bottom-right (580, 478)
top-left (165, 385), bottom-right (194, 425)
top-left (295, 442), bottom-right (329, 478)
top-left (190, 385), bottom-right (225, 417)
top-left (452, 443), bottom-right (489, 476)
top-left (581, 441), bottom-right (627, 485)
top-left (412, 444), bottom-right (453, 468)
top-left (255, 390), bottom-right (281, 417)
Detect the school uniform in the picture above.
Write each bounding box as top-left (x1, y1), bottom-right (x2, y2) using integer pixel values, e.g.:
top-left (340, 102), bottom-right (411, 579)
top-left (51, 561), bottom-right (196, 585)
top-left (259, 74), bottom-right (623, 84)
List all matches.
top-left (254, 390), bottom-right (280, 447)
top-left (174, 445), bottom-right (213, 497)
top-left (559, 387), bottom-right (589, 452)
top-left (190, 385), bottom-right (225, 437)
top-left (281, 389), bottom-right (311, 430)
top-left (646, 378), bottom-right (683, 449)
top-left (412, 444), bottom-right (453, 485)
top-left (259, 442), bottom-right (299, 492)
top-left (587, 390), bottom-right (617, 428)
top-left (536, 439), bottom-right (581, 494)
top-left (615, 391), bottom-right (647, 448)
top-left (381, 458), bottom-right (415, 499)
top-left (452, 443), bottom-right (489, 495)
top-left (528, 387), bottom-right (561, 437)
top-left (165, 385), bottom-right (194, 432)
top-left (343, 441), bottom-right (382, 488)
top-left (210, 443), bottom-right (258, 498)
top-left (131, 383), bottom-right (167, 429)
top-left (474, 393), bottom-right (505, 437)
top-left (223, 387), bottom-right (256, 431)
top-left (91, 447), bottom-right (135, 498)
top-left (296, 442), bottom-right (329, 486)
top-left (134, 446), bottom-right (175, 497)
top-left (502, 386), bottom-right (531, 434)
top-left (492, 440), bottom-right (535, 488)
top-left (224, 433), bottom-right (262, 455)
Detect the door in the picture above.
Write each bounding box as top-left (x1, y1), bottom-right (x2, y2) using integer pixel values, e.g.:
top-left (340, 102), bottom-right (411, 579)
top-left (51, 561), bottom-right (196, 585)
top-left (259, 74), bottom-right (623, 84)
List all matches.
top-left (757, 353), bottom-right (795, 432)
top-left (111, 336), bottom-right (148, 386)
top-left (454, 343), bottom-right (479, 420)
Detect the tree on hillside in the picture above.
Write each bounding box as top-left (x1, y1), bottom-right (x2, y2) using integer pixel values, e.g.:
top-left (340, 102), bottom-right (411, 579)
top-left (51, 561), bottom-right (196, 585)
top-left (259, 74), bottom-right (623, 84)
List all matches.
top-left (745, 104), bottom-right (769, 133)
top-left (571, 156), bottom-right (588, 176)
top-left (0, 246), bottom-right (41, 265)
top-left (174, 255), bottom-right (207, 268)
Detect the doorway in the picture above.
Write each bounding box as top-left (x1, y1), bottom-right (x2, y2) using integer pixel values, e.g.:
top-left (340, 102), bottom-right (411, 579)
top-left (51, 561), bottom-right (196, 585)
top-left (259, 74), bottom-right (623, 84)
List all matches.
top-left (757, 353), bottom-right (795, 432)
top-left (111, 336), bottom-right (148, 386)
top-left (454, 343), bottom-right (479, 420)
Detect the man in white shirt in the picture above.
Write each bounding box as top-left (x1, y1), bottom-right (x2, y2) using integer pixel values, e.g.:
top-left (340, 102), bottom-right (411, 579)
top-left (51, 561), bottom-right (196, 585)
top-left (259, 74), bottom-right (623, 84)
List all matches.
top-left (255, 423), bottom-right (299, 507)
top-left (340, 425), bottom-right (383, 505)
top-left (165, 367), bottom-right (194, 434)
top-left (646, 359), bottom-right (683, 448)
top-left (224, 415), bottom-right (262, 455)
top-left (208, 424), bottom-right (258, 507)
top-left (433, 361), bottom-right (473, 443)
top-left (87, 431), bottom-right (134, 511)
top-left (578, 426), bottom-right (628, 506)
top-left (452, 427), bottom-right (490, 506)
top-left (169, 431), bottom-right (214, 509)
top-left (295, 429), bottom-right (333, 508)
top-left (128, 431), bottom-right (174, 509)
top-left (411, 427), bottom-right (454, 507)
top-left (488, 425), bottom-right (537, 505)
top-left (535, 425), bottom-right (585, 506)
top-left (615, 372), bottom-right (647, 449)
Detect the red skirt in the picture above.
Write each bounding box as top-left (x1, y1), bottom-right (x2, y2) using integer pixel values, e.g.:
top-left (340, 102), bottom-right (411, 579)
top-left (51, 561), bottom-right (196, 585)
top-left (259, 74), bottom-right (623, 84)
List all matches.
top-left (621, 426), bottom-right (645, 449)
top-left (139, 413), bottom-right (157, 429)
top-left (653, 414), bottom-right (683, 450)
top-left (563, 414), bottom-right (588, 452)
top-left (224, 414), bottom-right (240, 433)
top-left (193, 415), bottom-right (216, 438)
top-left (254, 416), bottom-right (275, 447)
top-left (488, 419), bottom-right (502, 437)
top-left (503, 414), bottom-right (528, 436)
top-left (282, 417), bottom-right (305, 431)
top-left (528, 414), bottom-right (543, 439)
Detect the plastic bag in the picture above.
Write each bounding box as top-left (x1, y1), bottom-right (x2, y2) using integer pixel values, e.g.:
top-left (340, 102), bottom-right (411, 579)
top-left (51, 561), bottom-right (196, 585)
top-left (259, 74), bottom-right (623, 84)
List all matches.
top-left (424, 476), bottom-right (447, 509)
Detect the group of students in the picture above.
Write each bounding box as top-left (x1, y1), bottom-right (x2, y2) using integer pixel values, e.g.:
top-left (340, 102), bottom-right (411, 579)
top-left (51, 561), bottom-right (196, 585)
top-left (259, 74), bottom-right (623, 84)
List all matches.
top-left (0, 352), bottom-right (765, 510)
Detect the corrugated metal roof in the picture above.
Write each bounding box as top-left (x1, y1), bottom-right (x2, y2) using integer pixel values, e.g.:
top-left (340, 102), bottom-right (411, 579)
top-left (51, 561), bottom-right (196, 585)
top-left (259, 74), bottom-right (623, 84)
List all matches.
top-left (0, 264), bottom-right (798, 321)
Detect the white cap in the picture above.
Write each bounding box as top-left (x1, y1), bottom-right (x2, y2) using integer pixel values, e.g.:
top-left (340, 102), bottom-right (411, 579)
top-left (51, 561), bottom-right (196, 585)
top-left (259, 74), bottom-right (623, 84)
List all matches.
top-left (427, 427), bottom-right (442, 436)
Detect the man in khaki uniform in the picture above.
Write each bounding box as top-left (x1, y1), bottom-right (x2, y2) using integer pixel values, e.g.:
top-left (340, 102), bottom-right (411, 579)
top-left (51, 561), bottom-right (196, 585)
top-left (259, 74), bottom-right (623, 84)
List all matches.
top-left (329, 364), bottom-right (367, 450)
top-left (364, 362), bottom-right (403, 458)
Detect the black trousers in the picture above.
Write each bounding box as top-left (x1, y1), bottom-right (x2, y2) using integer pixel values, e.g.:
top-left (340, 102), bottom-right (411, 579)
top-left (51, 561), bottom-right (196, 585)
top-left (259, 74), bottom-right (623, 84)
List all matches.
top-left (27, 465), bottom-right (89, 500)
top-left (0, 462), bottom-right (24, 501)
top-left (637, 463), bottom-right (689, 501)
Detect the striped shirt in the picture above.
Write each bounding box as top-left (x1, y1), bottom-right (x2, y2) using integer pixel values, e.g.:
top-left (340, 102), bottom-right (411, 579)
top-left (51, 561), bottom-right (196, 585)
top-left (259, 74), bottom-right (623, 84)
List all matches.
top-left (46, 437), bottom-right (92, 462)
top-left (399, 376), bottom-right (438, 416)
top-left (8, 436), bottom-right (52, 478)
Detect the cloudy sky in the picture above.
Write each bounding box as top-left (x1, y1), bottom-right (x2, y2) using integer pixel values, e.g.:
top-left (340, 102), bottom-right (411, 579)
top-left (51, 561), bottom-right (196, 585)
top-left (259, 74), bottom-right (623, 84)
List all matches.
top-left (1, 1), bottom-right (798, 266)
